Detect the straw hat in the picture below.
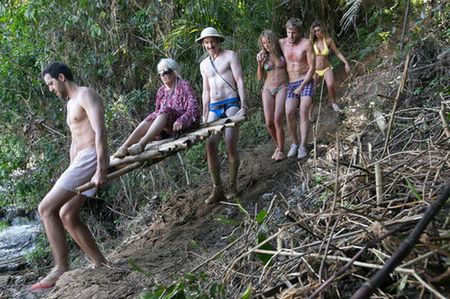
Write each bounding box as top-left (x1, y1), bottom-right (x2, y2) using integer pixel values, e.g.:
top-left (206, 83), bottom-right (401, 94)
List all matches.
top-left (196, 27), bottom-right (225, 43)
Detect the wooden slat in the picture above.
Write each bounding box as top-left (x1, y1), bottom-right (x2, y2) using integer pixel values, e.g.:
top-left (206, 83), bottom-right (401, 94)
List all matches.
top-left (77, 110), bottom-right (256, 193)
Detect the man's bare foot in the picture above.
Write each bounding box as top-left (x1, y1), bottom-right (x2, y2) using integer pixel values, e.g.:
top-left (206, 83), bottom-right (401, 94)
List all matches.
top-left (205, 185), bottom-right (225, 204)
top-left (91, 259), bottom-right (108, 269)
top-left (225, 183), bottom-right (238, 200)
top-left (29, 267), bottom-right (67, 292)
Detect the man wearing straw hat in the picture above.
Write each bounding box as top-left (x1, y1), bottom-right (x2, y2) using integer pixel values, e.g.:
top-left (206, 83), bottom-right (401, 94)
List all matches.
top-left (197, 27), bottom-right (248, 204)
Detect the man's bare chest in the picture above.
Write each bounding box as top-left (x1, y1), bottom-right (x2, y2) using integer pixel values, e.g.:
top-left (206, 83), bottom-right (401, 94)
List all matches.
top-left (67, 101), bottom-right (87, 126)
top-left (205, 58), bottom-right (231, 77)
top-left (283, 46), bottom-right (306, 63)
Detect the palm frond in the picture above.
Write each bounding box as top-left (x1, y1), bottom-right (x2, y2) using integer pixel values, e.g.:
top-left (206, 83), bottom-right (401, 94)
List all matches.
top-left (340, 0), bottom-right (363, 33)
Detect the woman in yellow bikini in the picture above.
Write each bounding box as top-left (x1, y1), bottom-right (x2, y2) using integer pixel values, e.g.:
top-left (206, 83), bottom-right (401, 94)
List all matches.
top-left (256, 30), bottom-right (288, 161)
top-left (310, 21), bottom-right (351, 112)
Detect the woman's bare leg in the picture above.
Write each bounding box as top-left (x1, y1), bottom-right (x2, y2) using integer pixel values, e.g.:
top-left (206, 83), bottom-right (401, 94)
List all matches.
top-left (324, 69), bottom-right (338, 109)
top-left (261, 88), bottom-right (277, 149)
top-left (274, 87), bottom-right (286, 153)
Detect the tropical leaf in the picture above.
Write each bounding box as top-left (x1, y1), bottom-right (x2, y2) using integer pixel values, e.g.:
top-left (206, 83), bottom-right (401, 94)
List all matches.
top-left (340, 0), bottom-right (363, 32)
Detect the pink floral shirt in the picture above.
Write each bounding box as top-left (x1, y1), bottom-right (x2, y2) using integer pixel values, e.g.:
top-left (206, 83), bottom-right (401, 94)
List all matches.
top-left (146, 79), bottom-right (200, 129)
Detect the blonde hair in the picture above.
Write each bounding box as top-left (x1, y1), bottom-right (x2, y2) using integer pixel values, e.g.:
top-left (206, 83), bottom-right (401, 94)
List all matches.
top-left (258, 30), bottom-right (283, 57)
top-left (309, 20), bottom-right (330, 43)
top-left (286, 18), bottom-right (302, 30)
top-left (157, 58), bottom-right (181, 78)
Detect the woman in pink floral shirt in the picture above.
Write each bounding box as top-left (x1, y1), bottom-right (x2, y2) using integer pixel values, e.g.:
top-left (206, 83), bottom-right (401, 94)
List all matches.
top-left (113, 58), bottom-right (200, 158)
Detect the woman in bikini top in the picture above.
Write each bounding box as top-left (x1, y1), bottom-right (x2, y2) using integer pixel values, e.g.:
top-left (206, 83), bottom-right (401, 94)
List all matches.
top-left (256, 30), bottom-right (288, 161)
top-left (309, 20), bottom-right (351, 112)
top-left (264, 56), bottom-right (286, 72)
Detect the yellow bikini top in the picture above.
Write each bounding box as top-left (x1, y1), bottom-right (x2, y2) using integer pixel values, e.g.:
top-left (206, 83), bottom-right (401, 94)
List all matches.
top-left (314, 38), bottom-right (329, 56)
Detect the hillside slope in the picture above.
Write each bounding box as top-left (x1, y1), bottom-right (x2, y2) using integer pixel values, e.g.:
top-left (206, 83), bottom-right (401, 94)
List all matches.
top-left (8, 41), bottom-right (450, 298)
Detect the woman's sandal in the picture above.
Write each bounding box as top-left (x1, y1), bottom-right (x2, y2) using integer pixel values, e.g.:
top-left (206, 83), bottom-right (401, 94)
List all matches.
top-left (128, 143), bottom-right (144, 156)
top-left (271, 148), bottom-right (279, 160)
top-left (112, 147), bottom-right (129, 159)
top-left (29, 281), bottom-right (56, 293)
top-left (29, 268), bottom-right (65, 293)
top-left (274, 151), bottom-right (285, 162)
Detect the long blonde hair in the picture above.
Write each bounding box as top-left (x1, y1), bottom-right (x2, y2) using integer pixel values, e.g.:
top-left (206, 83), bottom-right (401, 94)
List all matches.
top-left (309, 20), bottom-right (330, 43)
top-left (258, 30), bottom-right (283, 57)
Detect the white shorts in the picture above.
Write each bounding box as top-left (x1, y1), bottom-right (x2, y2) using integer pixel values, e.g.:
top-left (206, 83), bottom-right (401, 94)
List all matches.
top-left (55, 147), bottom-right (97, 197)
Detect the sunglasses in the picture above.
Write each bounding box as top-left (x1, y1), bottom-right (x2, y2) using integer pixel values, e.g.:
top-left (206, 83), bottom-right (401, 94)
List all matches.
top-left (158, 68), bottom-right (174, 76)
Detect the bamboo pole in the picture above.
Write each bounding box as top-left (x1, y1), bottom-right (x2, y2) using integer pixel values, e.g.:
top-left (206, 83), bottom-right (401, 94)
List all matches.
top-left (381, 53), bottom-right (411, 157)
top-left (374, 162), bottom-right (383, 205)
top-left (313, 75), bottom-right (326, 166)
top-left (76, 112), bottom-right (253, 192)
top-left (400, 0), bottom-right (411, 51)
top-left (439, 104), bottom-right (450, 138)
top-left (76, 162), bottom-right (142, 193)
top-left (308, 226), bottom-right (402, 299)
top-left (351, 183), bottom-right (450, 299)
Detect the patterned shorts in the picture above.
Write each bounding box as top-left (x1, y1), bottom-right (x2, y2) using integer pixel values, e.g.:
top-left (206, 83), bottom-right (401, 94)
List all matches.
top-left (287, 79), bottom-right (314, 100)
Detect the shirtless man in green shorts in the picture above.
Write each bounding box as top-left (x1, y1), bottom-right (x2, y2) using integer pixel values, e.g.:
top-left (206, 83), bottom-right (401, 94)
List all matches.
top-left (30, 62), bottom-right (108, 292)
top-left (197, 27), bottom-right (248, 204)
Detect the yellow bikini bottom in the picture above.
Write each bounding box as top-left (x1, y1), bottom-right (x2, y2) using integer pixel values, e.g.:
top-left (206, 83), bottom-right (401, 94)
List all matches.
top-left (315, 66), bottom-right (332, 77)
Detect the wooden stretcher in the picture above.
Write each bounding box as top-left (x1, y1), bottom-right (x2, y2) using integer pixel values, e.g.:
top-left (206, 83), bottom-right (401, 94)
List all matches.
top-left (76, 110), bottom-right (254, 193)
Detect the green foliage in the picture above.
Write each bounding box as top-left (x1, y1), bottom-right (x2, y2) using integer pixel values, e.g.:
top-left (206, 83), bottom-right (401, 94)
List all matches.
top-left (256, 225), bottom-right (275, 265)
top-left (239, 112), bottom-right (270, 148)
top-left (239, 285), bottom-right (252, 299)
top-left (404, 177), bottom-right (421, 200)
top-left (214, 215), bottom-right (240, 226)
top-left (313, 174), bottom-right (324, 184)
top-left (255, 209), bottom-right (267, 224)
top-left (0, 220), bottom-right (10, 232)
top-left (26, 233), bottom-right (51, 266)
top-left (184, 143), bottom-right (208, 184)
top-left (140, 272), bottom-right (226, 299)
top-left (0, 0), bottom-right (351, 213)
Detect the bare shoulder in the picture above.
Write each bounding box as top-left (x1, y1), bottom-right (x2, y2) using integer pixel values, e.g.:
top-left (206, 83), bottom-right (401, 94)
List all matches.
top-left (200, 58), bottom-right (209, 70)
top-left (302, 38), bottom-right (313, 47)
top-left (78, 87), bottom-right (101, 105)
top-left (300, 38), bottom-right (313, 51)
top-left (222, 49), bottom-right (237, 59)
top-left (326, 37), bottom-right (334, 45)
top-left (224, 49), bottom-right (236, 55)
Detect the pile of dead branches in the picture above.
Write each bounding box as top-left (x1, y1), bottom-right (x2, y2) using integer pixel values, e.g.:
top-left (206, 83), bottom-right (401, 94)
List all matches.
top-left (191, 36), bottom-right (450, 298)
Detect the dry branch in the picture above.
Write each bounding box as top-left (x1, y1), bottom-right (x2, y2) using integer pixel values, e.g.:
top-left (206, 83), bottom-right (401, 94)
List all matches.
top-left (439, 104), bottom-right (450, 138)
top-left (351, 184), bottom-right (450, 299)
top-left (381, 53), bottom-right (411, 157)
